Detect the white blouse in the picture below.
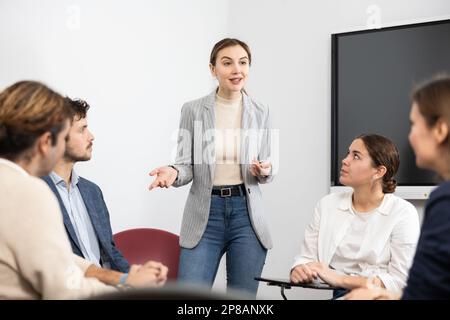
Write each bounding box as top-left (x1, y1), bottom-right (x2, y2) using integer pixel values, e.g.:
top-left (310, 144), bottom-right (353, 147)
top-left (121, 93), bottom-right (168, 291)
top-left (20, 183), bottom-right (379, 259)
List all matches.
top-left (292, 191), bottom-right (420, 293)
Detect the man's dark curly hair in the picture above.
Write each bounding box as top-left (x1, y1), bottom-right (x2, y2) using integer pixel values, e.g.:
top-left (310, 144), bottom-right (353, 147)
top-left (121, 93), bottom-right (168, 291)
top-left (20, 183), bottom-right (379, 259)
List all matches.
top-left (67, 98), bottom-right (90, 120)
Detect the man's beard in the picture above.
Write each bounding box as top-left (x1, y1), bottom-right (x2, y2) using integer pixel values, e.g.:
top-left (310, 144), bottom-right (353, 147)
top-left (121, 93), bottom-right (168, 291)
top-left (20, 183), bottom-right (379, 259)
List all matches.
top-left (64, 146), bottom-right (91, 162)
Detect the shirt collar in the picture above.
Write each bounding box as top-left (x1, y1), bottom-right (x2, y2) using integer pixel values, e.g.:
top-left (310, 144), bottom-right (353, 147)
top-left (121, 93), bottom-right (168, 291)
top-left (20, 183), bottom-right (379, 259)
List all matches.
top-left (49, 169), bottom-right (79, 188)
top-left (71, 169), bottom-right (80, 186)
top-left (0, 158), bottom-right (29, 176)
top-left (338, 191), bottom-right (392, 216)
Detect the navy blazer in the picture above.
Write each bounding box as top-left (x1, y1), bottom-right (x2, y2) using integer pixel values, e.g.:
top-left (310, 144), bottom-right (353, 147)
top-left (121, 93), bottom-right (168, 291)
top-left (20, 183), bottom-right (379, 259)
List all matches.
top-left (403, 181), bottom-right (450, 299)
top-left (42, 175), bottom-right (129, 273)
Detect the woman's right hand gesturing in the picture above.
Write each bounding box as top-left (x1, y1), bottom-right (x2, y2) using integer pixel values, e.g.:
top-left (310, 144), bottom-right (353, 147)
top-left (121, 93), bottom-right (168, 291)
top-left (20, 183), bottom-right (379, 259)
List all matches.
top-left (148, 166), bottom-right (178, 190)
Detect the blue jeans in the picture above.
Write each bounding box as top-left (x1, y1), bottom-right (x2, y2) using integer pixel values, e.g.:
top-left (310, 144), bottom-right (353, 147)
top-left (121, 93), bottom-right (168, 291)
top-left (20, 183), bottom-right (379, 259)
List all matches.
top-left (178, 194), bottom-right (267, 298)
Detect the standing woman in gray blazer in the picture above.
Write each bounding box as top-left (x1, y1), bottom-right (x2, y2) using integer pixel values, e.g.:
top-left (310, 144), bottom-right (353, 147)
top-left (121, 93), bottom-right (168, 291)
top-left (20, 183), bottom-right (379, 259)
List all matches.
top-left (149, 38), bottom-right (275, 297)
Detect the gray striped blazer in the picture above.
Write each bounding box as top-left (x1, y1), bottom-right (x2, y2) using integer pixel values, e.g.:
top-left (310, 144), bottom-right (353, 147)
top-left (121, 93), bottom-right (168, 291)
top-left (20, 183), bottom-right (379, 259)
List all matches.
top-left (172, 89), bottom-right (275, 250)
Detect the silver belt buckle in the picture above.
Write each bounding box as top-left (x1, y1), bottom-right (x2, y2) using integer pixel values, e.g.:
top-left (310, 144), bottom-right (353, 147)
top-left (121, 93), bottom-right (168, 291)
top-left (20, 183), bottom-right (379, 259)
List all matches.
top-left (220, 187), bottom-right (232, 197)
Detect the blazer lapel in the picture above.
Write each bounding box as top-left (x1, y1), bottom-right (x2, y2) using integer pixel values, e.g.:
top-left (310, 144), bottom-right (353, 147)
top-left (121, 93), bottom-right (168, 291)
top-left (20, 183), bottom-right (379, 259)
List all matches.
top-left (240, 93), bottom-right (256, 183)
top-left (42, 176), bottom-right (82, 253)
top-left (203, 91), bottom-right (216, 181)
top-left (77, 179), bottom-right (104, 247)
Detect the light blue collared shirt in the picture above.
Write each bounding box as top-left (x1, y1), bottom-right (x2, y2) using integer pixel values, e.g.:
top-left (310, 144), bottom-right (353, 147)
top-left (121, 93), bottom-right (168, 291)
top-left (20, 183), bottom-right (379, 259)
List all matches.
top-left (49, 170), bottom-right (102, 267)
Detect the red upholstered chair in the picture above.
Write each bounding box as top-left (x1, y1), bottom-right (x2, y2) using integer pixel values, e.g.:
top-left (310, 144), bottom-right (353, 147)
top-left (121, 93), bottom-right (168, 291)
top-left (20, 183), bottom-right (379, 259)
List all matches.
top-left (113, 228), bottom-right (180, 280)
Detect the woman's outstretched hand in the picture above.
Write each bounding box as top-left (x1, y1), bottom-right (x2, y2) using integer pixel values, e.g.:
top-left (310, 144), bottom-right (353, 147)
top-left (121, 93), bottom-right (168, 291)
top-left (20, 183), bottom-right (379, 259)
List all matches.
top-left (149, 166), bottom-right (178, 190)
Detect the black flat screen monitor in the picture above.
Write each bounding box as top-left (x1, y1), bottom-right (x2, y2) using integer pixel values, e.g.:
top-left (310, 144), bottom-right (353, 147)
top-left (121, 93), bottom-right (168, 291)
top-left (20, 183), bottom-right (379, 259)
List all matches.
top-left (331, 19), bottom-right (450, 186)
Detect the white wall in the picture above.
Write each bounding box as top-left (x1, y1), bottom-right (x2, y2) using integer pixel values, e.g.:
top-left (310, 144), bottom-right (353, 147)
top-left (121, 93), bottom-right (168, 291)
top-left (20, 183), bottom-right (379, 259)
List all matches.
top-left (0, 0), bottom-right (229, 234)
top-left (1, 0), bottom-right (449, 300)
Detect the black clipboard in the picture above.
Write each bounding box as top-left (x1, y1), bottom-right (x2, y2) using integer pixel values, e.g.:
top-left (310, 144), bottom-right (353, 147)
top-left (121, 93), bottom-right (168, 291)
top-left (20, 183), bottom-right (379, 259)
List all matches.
top-left (255, 277), bottom-right (339, 300)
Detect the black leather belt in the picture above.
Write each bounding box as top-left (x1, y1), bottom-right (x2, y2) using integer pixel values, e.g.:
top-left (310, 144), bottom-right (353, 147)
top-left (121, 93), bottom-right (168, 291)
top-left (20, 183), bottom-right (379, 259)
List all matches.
top-left (212, 184), bottom-right (246, 197)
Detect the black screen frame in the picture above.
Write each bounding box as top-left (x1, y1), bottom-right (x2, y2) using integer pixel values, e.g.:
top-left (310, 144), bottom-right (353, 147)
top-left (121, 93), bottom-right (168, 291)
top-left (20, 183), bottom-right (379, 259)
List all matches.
top-left (331, 18), bottom-right (450, 187)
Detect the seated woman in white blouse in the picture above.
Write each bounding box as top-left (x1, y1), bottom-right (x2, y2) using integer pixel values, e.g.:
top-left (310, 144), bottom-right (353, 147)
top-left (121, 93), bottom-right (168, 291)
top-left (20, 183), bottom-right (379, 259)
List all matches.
top-left (290, 134), bottom-right (420, 299)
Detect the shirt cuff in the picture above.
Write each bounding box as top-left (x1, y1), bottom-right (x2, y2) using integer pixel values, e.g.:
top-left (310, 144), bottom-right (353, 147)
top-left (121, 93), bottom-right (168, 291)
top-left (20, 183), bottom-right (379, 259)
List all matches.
top-left (376, 272), bottom-right (402, 293)
top-left (291, 257), bottom-right (314, 272)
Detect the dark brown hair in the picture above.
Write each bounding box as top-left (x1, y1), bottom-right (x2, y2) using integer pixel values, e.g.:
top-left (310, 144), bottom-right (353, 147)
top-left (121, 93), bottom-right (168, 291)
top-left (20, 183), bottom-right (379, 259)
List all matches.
top-left (67, 98), bottom-right (90, 120)
top-left (357, 134), bottom-right (400, 193)
top-left (412, 75), bottom-right (450, 146)
top-left (210, 38), bottom-right (252, 66)
top-left (0, 80), bottom-right (71, 160)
